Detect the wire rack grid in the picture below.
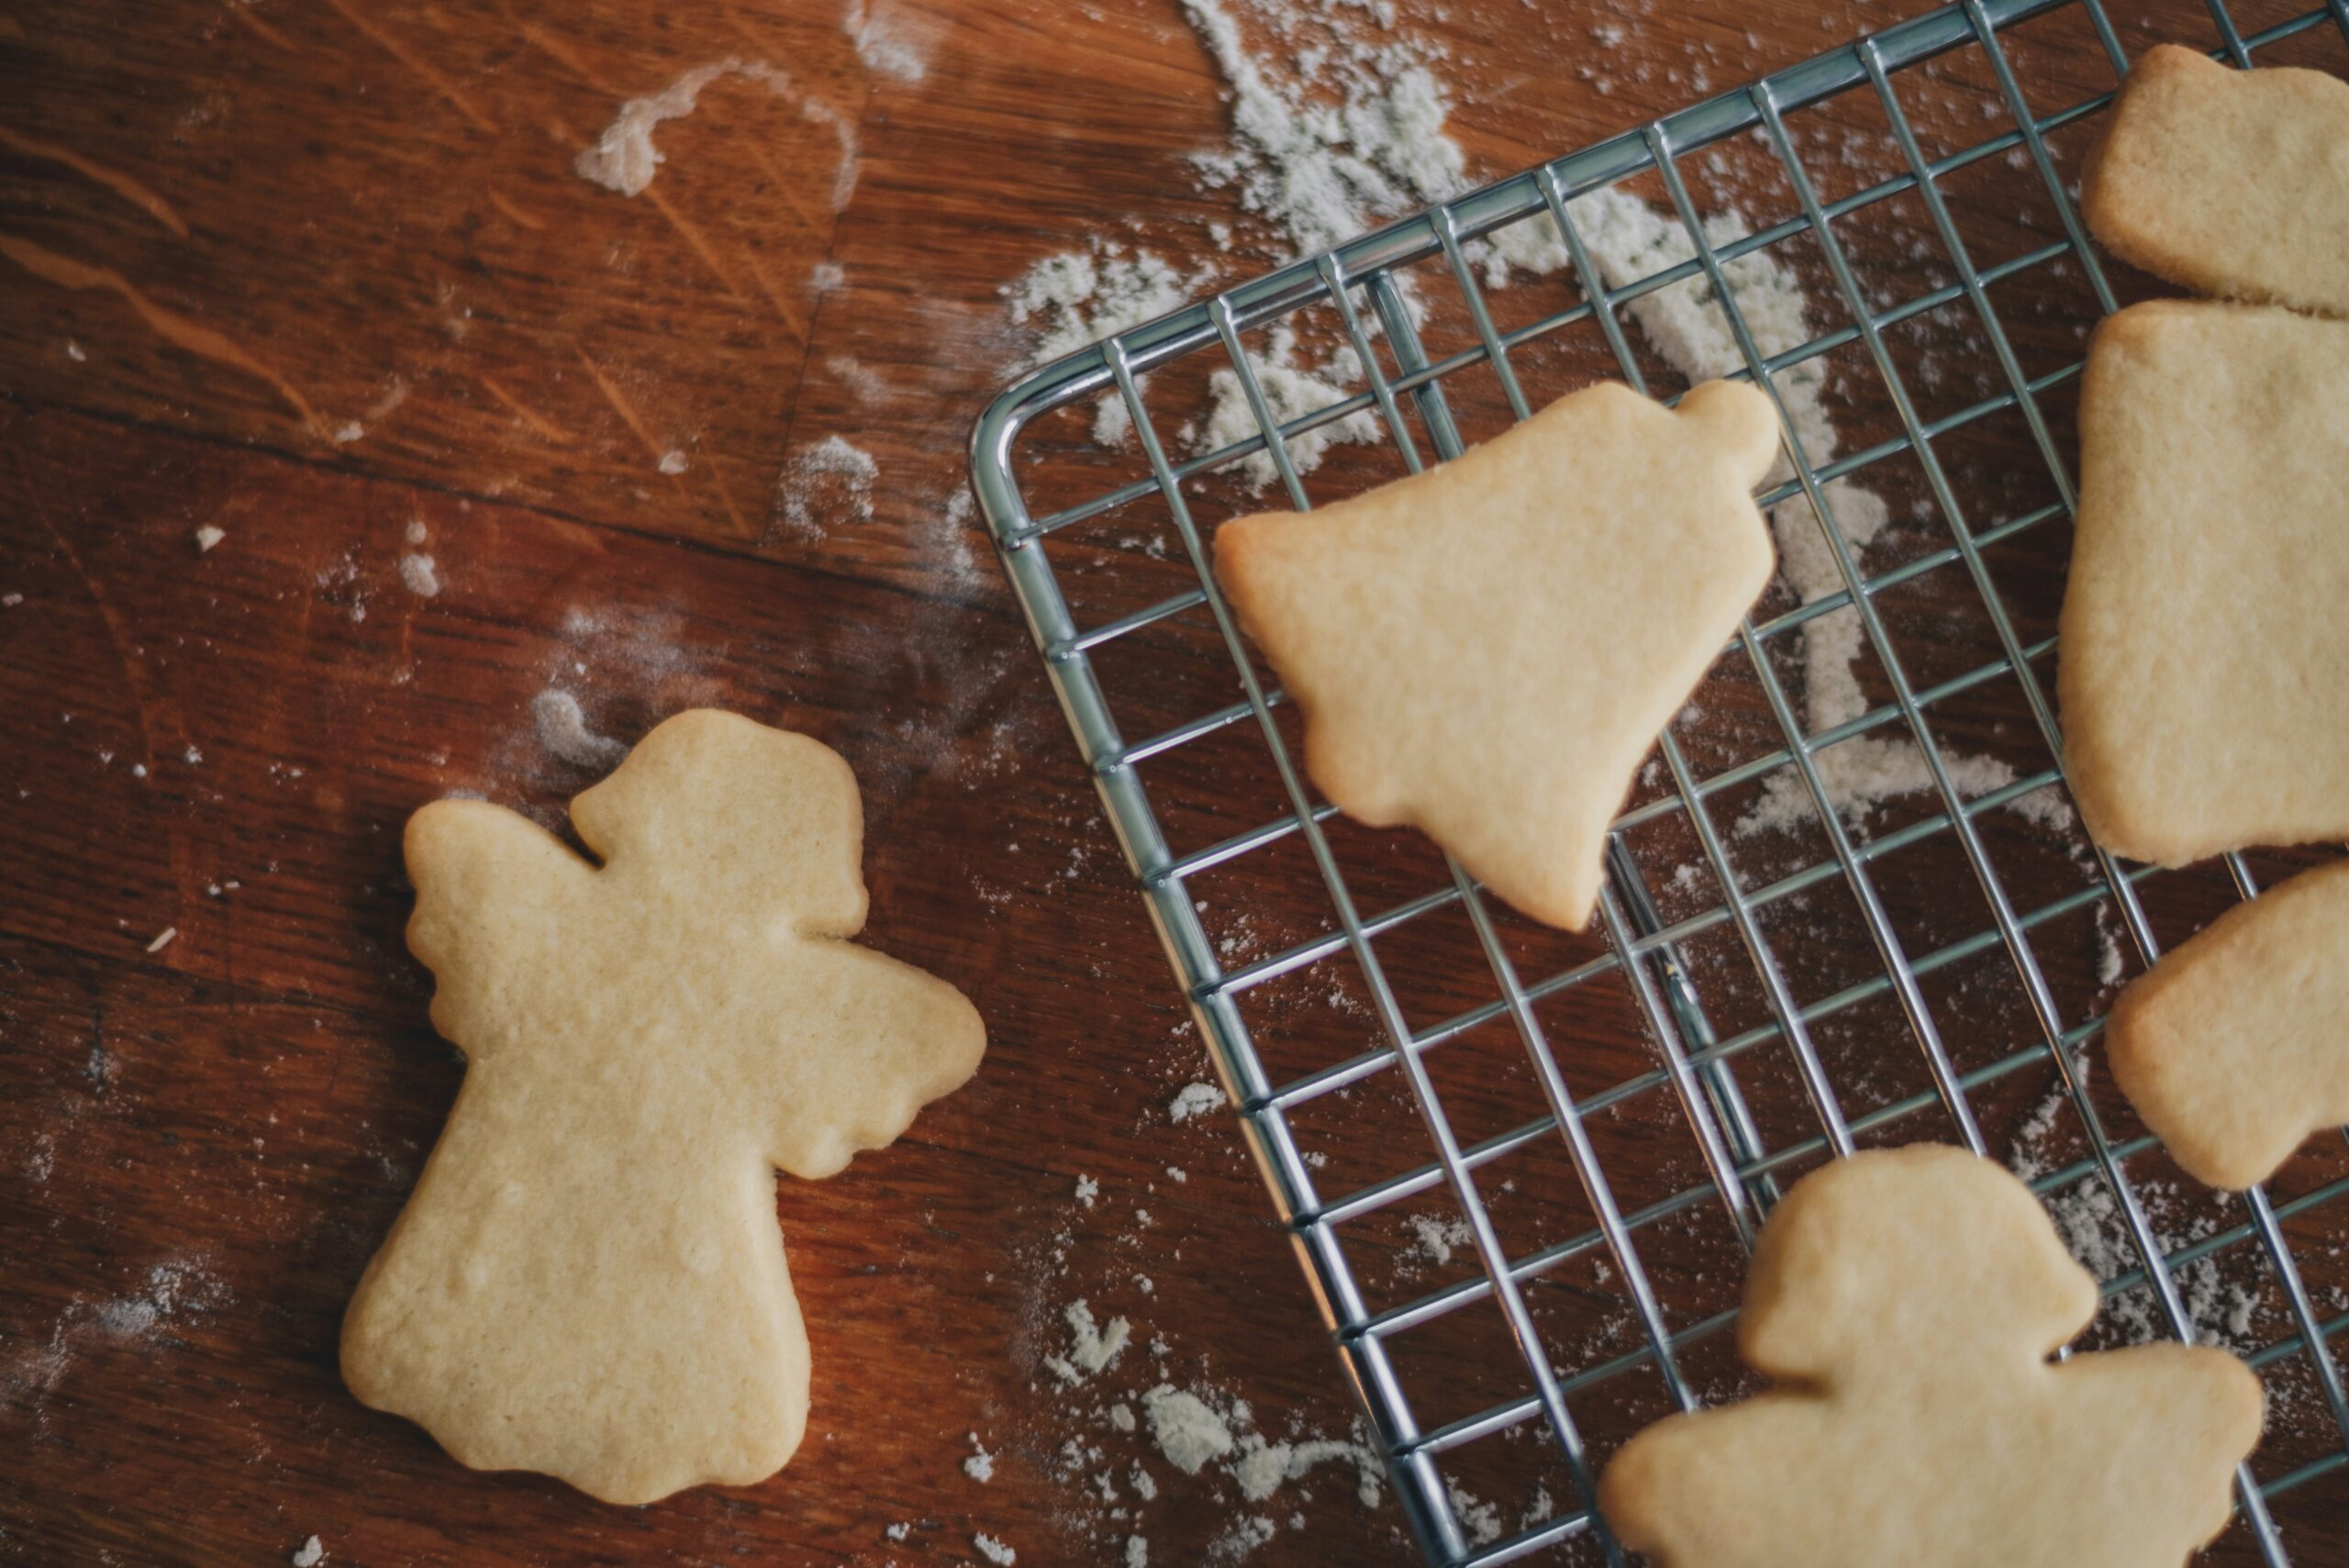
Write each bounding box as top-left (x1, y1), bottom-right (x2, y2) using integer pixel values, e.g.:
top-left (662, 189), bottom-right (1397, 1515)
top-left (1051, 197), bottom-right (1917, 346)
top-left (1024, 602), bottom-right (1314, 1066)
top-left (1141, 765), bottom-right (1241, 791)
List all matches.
top-left (970, 2), bottom-right (2349, 1562)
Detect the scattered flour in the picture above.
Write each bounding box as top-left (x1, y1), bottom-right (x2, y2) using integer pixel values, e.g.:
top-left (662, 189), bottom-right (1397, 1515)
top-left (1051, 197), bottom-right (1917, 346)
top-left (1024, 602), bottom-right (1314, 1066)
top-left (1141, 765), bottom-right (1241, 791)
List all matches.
top-left (1126, 1536), bottom-right (1149, 1568)
top-left (964, 1432), bottom-right (996, 1483)
top-left (1190, 324), bottom-right (1381, 488)
top-left (973, 1531), bottom-right (1017, 1565)
top-left (530, 688), bottom-right (630, 771)
top-left (1231, 1434), bottom-right (1383, 1507)
top-left (144, 927), bottom-right (177, 954)
top-left (1074, 1173), bottom-right (1100, 1209)
top-left (1445, 1481), bottom-right (1506, 1548)
top-left (1168, 1083), bottom-right (1223, 1123)
top-left (1402, 1211), bottom-right (1471, 1272)
top-left (1142, 1384), bottom-right (1237, 1473)
top-left (398, 552), bottom-right (440, 596)
top-left (658, 450), bottom-right (689, 475)
top-left (774, 434), bottom-right (878, 539)
top-left (290, 1538), bottom-right (325, 1568)
top-left (1181, 0), bottom-right (1465, 261)
top-left (193, 525), bottom-right (225, 553)
top-left (844, 0), bottom-right (930, 82)
top-left (1005, 244), bottom-right (1204, 445)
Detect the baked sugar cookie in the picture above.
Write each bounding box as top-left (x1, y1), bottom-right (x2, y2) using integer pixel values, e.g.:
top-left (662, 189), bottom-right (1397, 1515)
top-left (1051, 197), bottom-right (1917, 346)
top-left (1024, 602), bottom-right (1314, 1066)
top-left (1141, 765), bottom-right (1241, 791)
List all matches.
top-left (1600, 1146), bottom-right (2262, 1568)
top-left (2057, 300), bottom-right (2349, 866)
top-left (1214, 379), bottom-right (1777, 931)
top-left (2108, 860), bottom-right (2349, 1190)
top-left (343, 709), bottom-right (986, 1504)
top-left (2085, 44), bottom-right (2349, 318)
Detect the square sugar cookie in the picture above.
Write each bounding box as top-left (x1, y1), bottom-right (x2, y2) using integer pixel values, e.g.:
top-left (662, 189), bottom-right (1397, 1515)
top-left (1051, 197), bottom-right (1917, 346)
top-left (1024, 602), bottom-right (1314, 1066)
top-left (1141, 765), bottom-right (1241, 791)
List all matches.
top-left (2058, 300), bottom-right (2349, 867)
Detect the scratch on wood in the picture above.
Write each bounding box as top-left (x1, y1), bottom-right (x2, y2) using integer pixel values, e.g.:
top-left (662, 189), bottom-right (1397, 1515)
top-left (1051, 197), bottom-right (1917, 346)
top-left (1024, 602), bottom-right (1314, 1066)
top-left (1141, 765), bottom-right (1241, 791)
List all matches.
top-left (513, 17), bottom-right (618, 95)
top-left (739, 245), bottom-right (807, 341)
top-left (570, 345), bottom-right (668, 467)
top-left (642, 184), bottom-right (746, 303)
top-left (220, 1), bottom-right (298, 51)
top-left (484, 188), bottom-right (547, 230)
top-left (704, 459), bottom-right (752, 538)
top-left (478, 373), bottom-right (572, 443)
top-left (743, 141), bottom-right (827, 240)
top-left (0, 233), bottom-right (324, 436)
top-left (318, 0), bottom-right (498, 136)
top-left (0, 124), bottom-right (191, 239)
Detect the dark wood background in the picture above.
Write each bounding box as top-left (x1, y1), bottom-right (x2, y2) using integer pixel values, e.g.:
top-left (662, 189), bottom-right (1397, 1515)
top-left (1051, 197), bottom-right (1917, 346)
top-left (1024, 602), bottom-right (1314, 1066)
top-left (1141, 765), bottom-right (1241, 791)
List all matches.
top-left (6, 0), bottom-right (2349, 1564)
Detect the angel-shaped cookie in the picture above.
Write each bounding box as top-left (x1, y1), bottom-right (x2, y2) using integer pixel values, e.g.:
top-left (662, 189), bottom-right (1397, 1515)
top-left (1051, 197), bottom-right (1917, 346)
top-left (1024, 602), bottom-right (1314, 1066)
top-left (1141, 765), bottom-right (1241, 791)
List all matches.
top-left (1214, 378), bottom-right (1777, 931)
top-left (1600, 1146), bottom-right (2262, 1568)
top-left (342, 709), bottom-right (986, 1505)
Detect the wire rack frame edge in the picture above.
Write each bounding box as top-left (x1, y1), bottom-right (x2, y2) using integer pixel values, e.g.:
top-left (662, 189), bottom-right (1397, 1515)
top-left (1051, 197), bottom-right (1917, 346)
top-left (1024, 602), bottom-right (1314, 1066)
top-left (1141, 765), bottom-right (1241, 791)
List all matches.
top-left (968, 1), bottom-right (2349, 1562)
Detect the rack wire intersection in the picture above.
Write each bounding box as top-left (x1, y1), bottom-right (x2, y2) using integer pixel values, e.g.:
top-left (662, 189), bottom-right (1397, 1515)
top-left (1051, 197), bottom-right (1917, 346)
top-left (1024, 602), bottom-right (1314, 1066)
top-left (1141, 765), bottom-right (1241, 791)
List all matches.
top-left (969, 2), bottom-right (2349, 1562)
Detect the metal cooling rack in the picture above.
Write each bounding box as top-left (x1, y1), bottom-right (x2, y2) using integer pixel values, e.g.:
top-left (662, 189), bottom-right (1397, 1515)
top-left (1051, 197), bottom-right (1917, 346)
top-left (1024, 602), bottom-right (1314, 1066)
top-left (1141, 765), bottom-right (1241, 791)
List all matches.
top-left (968, 2), bottom-right (2349, 1562)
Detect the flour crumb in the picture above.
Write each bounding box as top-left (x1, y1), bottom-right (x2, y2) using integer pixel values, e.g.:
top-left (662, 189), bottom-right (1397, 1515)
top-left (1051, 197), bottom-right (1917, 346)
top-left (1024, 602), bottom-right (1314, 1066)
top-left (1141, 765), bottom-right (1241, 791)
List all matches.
top-left (194, 525), bottom-right (225, 553)
top-left (885, 1522), bottom-right (910, 1542)
top-left (1195, 324), bottom-right (1380, 489)
top-left (1064, 1298), bottom-right (1131, 1378)
top-left (333, 420), bottom-right (363, 444)
top-left (657, 450), bottom-right (689, 475)
top-left (398, 553), bottom-right (440, 596)
top-left (530, 688), bottom-right (630, 771)
top-left (1168, 1083), bottom-right (1222, 1123)
top-left (290, 1539), bottom-right (324, 1568)
top-left (1142, 1384), bottom-right (1236, 1473)
top-left (145, 927), bottom-right (177, 953)
top-left (1108, 1401), bottom-right (1136, 1432)
top-left (973, 1531), bottom-right (1016, 1565)
top-left (1074, 1173), bottom-right (1099, 1208)
top-left (775, 434), bottom-right (878, 539)
top-left (1125, 1536), bottom-right (1148, 1568)
top-left (575, 59), bottom-right (791, 196)
top-left (964, 1432), bottom-right (996, 1483)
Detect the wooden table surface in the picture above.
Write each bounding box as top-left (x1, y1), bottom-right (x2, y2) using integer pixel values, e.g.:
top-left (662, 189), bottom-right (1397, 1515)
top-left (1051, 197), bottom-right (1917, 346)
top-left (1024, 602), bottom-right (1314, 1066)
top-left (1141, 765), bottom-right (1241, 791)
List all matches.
top-left (7, 0), bottom-right (2349, 1563)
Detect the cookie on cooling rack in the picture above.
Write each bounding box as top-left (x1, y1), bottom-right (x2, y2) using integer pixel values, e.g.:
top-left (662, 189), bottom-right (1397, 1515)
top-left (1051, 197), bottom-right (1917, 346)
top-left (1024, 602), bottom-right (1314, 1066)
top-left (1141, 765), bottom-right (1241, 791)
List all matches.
top-left (1599, 1145), bottom-right (2262, 1568)
top-left (2057, 299), bottom-right (2349, 867)
top-left (2107, 859), bottom-right (2349, 1192)
top-left (1213, 378), bottom-right (1777, 932)
top-left (2084, 42), bottom-right (2349, 318)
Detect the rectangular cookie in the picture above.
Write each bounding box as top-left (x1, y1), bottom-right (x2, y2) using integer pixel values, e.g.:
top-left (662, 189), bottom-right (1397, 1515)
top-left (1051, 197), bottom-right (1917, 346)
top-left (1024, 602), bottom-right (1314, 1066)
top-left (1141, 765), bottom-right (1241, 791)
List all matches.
top-left (2084, 44), bottom-right (2349, 317)
top-left (2057, 299), bottom-right (2349, 866)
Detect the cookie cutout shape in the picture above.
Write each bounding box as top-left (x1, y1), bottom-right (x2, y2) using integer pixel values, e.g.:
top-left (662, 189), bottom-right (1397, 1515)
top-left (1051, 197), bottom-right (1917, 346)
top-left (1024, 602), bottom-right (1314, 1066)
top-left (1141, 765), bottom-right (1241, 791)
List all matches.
top-left (1601, 1146), bottom-right (2262, 1568)
top-left (2084, 44), bottom-right (2349, 318)
top-left (1214, 379), bottom-right (1777, 931)
top-left (2057, 300), bottom-right (2349, 866)
top-left (342, 709), bottom-right (986, 1505)
top-left (2108, 861), bottom-right (2349, 1190)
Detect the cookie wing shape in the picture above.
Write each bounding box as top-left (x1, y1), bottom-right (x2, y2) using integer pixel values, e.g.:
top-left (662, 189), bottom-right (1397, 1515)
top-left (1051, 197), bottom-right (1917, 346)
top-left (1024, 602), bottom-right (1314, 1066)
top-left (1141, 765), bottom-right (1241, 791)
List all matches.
top-left (1214, 379), bottom-right (1777, 931)
top-left (342, 709), bottom-right (986, 1505)
top-left (2084, 44), bottom-right (2349, 318)
top-left (1600, 1147), bottom-right (2262, 1568)
top-left (2057, 301), bottom-right (2349, 866)
top-left (2109, 860), bottom-right (2349, 1190)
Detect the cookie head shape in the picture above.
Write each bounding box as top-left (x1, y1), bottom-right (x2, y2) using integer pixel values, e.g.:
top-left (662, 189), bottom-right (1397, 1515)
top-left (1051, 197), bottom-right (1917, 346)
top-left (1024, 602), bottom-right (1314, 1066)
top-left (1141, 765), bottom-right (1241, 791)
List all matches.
top-left (1214, 378), bottom-right (1778, 931)
top-left (1600, 1146), bottom-right (2263, 1568)
top-left (2083, 43), bottom-right (2349, 319)
top-left (2107, 858), bottom-right (2349, 1191)
top-left (343, 709), bottom-right (986, 1505)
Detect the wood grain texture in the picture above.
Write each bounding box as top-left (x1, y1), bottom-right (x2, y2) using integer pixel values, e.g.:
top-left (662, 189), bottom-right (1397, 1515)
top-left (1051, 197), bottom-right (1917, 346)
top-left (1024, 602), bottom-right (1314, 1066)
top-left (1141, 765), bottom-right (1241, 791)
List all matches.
top-left (6, 1), bottom-right (2349, 1564)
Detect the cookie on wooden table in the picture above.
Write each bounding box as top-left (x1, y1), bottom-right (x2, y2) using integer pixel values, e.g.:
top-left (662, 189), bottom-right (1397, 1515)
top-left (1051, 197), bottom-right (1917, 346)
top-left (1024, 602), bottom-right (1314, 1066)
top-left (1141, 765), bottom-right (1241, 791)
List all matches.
top-left (343, 708), bottom-right (987, 1505)
top-left (2057, 299), bottom-right (2349, 867)
top-left (1600, 1145), bottom-right (2263, 1568)
top-left (2108, 859), bottom-right (2349, 1191)
top-left (1214, 378), bottom-right (1778, 932)
top-left (2085, 43), bottom-right (2349, 318)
